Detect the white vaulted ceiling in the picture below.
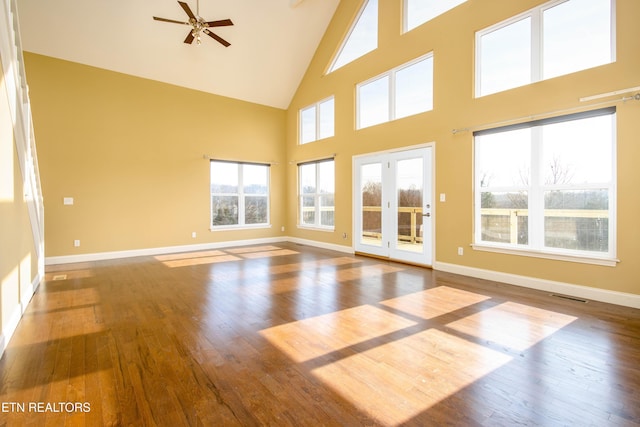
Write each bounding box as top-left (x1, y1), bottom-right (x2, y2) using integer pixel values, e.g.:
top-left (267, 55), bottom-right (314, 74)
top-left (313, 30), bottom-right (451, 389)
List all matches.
top-left (17, 0), bottom-right (340, 109)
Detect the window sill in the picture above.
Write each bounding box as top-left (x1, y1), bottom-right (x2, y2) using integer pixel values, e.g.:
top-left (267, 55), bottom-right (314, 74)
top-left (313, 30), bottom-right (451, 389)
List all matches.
top-left (210, 224), bottom-right (272, 232)
top-left (297, 225), bottom-right (335, 233)
top-left (471, 243), bottom-right (619, 267)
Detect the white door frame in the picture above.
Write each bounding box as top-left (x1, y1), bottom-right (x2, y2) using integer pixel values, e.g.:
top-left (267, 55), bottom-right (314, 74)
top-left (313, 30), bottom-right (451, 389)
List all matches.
top-left (352, 143), bottom-right (435, 266)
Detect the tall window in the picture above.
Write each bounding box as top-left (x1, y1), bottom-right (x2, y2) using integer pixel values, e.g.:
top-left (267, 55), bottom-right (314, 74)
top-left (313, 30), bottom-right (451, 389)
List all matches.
top-left (299, 159), bottom-right (335, 229)
top-left (357, 53), bottom-right (433, 129)
top-left (300, 97), bottom-right (335, 144)
top-left (403, 0), bottom-right (467, 32)
top-left (474, 108), bottom-right (616, 263)
top-left (210, 161), bottom-right (270, 229)
top-left (328, 0), bottom-right (378, 72)
top-left (476, 0), bottom-right (614, 97)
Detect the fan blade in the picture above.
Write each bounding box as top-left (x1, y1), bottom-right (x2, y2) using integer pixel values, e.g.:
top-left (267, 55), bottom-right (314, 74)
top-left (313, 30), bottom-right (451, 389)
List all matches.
top-left (184, 31), bottom-right (195, 44)
top-left (204, 29), bottom-right (230, 47)
top-left (153, 16), bottom-right (190, 25)
top-left (178, 1), bottom-right (196, 20)
top-left (205, 19), bottom-right (233, 28)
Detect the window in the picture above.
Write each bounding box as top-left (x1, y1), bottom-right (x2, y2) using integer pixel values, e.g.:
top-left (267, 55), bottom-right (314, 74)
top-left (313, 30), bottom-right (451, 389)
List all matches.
top-left (299, 159), bottom-right (335, 229)
top-left (357, 54), bottom-right (433, 129)
top-left (328, 0), bottom-right (378, 72)
top-left (210, 161), bottom-right (269, 229)
top-left (300, 97), bottom-right (335, 144)
top-left (474, 108), bottom-right (616, 264)
top-left (476, 0), bottom-right (614, 97)
top-left (403, 0), bottom-right (467, 32)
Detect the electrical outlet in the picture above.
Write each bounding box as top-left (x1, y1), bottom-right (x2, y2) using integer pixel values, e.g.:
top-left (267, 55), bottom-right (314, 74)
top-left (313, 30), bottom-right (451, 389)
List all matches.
top-left (192, 232), bottom-right (197, 238)
top-left (457, 246), bottom-right (464, 256)
top-left (74, 240), bottom-right (80, 247)
top-left (281, 226), bottom-right (285, 232)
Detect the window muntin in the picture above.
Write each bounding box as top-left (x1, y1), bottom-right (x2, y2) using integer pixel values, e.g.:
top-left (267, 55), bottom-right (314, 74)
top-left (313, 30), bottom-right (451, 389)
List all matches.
top-left (357, 54), bottom-right (433, 129)
top-left (476, 0), bottom-right (614, 97)
top-left (404, 0), bottom-right (467, 32)
top-left (329, 0), bottom-right (378, 72)
top-left (474, 109), bottom-right (616, 261)
top-left (299, 159), bottom-right (335, 229)
top-left (300, 97), bottom-right (335, 144)
top-left (211, 161), bottom-right (269, 229)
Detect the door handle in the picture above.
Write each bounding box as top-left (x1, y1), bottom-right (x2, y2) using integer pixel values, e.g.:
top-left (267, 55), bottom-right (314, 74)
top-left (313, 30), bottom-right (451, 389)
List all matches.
top-left (423, 212), bottom-right (431, 217)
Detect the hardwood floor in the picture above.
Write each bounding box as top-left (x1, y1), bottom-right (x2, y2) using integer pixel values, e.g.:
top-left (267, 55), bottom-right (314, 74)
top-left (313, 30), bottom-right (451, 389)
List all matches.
top-left (1, 243), bottom-right (639, 426)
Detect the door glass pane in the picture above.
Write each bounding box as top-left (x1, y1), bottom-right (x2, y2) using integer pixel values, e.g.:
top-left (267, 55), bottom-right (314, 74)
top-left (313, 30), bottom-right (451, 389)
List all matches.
top-left (479, 17), bottom-right (532, 96)
top-left (396, 158), bottom-right (423, 253)
top-left (361, 163), bottom-right (382, 247)
top-left (543, 0), bottom-right (612, 80)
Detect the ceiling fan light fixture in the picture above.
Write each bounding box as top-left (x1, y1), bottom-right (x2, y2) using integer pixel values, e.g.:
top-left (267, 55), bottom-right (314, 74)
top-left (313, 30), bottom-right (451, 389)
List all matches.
top-left (153, 1), bottom-right (233, 47)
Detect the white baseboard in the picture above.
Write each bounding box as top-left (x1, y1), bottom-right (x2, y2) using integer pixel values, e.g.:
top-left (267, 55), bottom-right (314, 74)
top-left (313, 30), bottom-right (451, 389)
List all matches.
top-left (45, 237), bottom-right (290, 265)
top-left (287, 237), bottom-right (355, 254)
top-left (433, 261), bottom-right (640, 309)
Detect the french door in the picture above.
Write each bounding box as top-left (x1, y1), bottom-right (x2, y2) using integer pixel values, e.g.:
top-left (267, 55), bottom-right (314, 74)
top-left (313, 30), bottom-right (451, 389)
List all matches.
top-left (354, 147), bottom-right (433, 265)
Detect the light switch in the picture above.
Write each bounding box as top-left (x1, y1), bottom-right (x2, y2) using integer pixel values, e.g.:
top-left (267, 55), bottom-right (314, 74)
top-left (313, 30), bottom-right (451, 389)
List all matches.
top-left (439, 193), bottom-right (446, 202)
top-left (63, 197), bottom-right (74, 205)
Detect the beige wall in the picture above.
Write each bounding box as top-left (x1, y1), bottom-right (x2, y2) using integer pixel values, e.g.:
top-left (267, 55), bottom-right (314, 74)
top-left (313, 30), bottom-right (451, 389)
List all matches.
top-left (24, 53), bottom-right (287, 257)
top-left (285, 0), bottom-right (640, 295)
top-left (0, 53), bottom-right (39, 348)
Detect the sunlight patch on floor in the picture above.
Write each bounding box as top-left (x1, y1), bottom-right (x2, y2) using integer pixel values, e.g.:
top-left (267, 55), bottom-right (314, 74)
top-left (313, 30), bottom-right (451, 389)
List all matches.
top-left (311, 328), bottom-right (512, 425)
top-left (446, 301), bottom-right (577, 351)
top-left (260, 305), bottom-right (418, 363)
top-left (380, 286), bottom-right (491, 319)
top-left (156, 246), bottom-right (301, 267)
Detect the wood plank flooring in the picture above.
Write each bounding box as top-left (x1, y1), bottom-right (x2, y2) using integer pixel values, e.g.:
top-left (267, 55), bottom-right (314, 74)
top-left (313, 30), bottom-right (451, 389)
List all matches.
top-left (1, 243), bottom-right (639, 426)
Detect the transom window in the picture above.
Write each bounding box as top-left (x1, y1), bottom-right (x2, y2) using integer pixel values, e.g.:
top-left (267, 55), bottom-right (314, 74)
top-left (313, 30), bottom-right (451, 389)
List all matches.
top-left (300, 97), bottom-right (335, 144)
top-left (403, 0), bottom-right (467, 32)
top-left (298, 159), bottom-right (335, 229)
top-left (210, 161), bottom-right (270, 229)
top-left (328, 0), bottom-right (378, 72)
top-left (357, 53), bottom-right (433, 129)
top-left (476, 0), bottom-right (615, 97)
top-left (474, 108), bottom-right (616, 264)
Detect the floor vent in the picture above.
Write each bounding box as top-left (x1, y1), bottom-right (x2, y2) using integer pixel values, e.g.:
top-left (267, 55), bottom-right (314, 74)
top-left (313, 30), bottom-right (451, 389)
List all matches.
top-left (52, 274), bottom-right (67, 281)
top-left (550, 293), bottom-right (588, 303)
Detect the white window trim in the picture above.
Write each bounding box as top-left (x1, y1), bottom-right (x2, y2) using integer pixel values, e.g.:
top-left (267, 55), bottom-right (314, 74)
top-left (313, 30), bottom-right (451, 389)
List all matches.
top-left (472, 109), bottom-right (617, 266)
top-left (356, 52), bottom-right (434, 129)
top-left (210, 161), bottom-right (271, 231)
top-left (298, 159), bottom-right (336, 230)
top-left (475, 0), bottom-right (616, 98)
top-left (299, 96), bottom-right (335, 145)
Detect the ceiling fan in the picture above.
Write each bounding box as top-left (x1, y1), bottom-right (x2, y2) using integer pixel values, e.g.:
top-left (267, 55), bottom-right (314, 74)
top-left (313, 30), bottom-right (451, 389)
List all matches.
top-left (153, 1), bottom-right (233, 47)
